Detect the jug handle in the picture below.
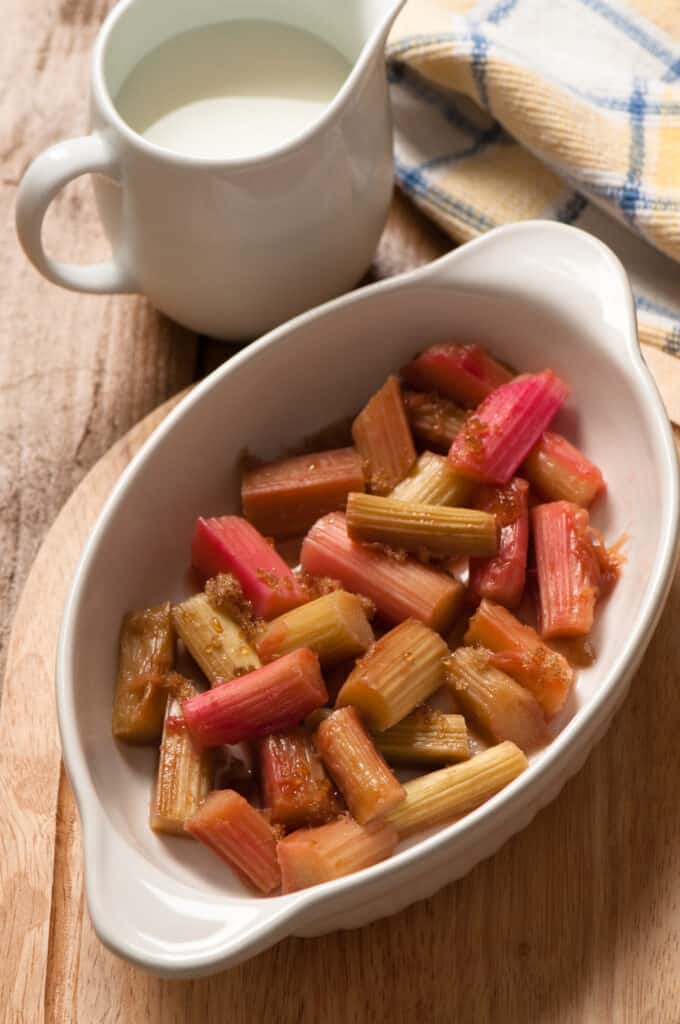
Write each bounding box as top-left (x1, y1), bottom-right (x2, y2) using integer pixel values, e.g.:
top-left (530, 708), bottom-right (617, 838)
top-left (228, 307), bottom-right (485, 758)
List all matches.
top-left (15, 132), bottom-right (136, 294)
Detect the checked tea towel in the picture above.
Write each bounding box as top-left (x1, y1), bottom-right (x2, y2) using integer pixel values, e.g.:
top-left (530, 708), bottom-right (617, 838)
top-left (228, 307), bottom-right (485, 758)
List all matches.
top-left (388, 0), bottom-right (680, 409)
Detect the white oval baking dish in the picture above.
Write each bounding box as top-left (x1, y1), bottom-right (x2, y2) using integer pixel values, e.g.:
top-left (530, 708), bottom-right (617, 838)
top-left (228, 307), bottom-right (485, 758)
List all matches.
top-left (57, 221), bottom-right (679, 977)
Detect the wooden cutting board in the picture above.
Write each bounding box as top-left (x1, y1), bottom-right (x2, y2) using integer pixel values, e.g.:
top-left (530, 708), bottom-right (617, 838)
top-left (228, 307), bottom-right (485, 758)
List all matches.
top-left (2, 402), bottom-right (680, 1024)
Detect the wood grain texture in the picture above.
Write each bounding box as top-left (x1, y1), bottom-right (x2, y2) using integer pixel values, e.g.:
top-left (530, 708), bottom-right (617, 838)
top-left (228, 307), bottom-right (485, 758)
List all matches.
top-left (0, 0), bottom-right (201, 691)
top-left (2, 398), bottom-right (680, 1023)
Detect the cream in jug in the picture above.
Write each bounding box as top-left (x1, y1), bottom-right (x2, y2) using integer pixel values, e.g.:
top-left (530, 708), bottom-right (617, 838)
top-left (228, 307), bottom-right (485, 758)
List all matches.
top-left (114, 21), bottom-right (352, 161)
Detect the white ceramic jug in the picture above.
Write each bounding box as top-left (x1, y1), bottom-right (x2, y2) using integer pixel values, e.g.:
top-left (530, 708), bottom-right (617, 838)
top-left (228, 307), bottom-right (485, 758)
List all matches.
top-left (16, 0), bottom-right (406, 339)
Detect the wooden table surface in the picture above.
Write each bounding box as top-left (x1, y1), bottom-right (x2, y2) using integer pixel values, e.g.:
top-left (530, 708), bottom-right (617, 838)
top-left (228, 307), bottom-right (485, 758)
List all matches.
top-left (3, 2), bottom-right (680, 1021)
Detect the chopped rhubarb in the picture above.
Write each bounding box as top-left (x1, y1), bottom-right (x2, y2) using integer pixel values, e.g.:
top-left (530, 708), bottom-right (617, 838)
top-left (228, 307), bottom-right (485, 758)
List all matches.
top-left (386, 742), bottom-right (527, 837)
top-left (277, 816), bottom-right (398, 893)
top-left (241, 447), bottom-right (365, 538)
top-left (300, 512), bottom-right (464, 633)
top-left (346, 492), bottom-right (498, 558)
top-left (532, 501), bottom-right (602, 639)
top-left (315, 707), bottom-right (405, 823)
top-left (185, 790), bottom-right (280, 894)
top-left (182, 648), bottom-right (327, 749)
top-left (390, 450), bottom-right (474, 507)
top-left (402, 344), bottom-right (513, 407)
top-left (172, 593), bottom-right (260, 687)
top-left (351, 376), bottom-right (416, 494)
top-left (524, 431), bottom-right (605, 507)
top-left (402, 390), bottom-right (466, 450)
top-left (374, 707), bottom-right (470, 765)
top-left (445, 647), bottom-right (548, 753)
top-left (448, 371), bottom-right (568, 484)
top-left (337, 618), bottom-right (448, 731)
top-left (468, 478), bottom-right (529, 609)
top-left (256, 589), bottom-right (373, 667)
top-left (191, 515), bottom-right (308, 619)
top-left (112, 602), bottom-right (174, 744)
top-left (150, 676), bottom-right (214, 836)
top-left (260, 728), bottom-right (342, 828)
top-left (465, 599), bottom-right (574, 718)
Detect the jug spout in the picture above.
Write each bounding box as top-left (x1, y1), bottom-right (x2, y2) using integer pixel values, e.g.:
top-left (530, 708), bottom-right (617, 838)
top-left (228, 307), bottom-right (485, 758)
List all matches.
top-left (296, 1), bottom-right (406, 73)
top-left (362, 0), bottom-right (408, 50)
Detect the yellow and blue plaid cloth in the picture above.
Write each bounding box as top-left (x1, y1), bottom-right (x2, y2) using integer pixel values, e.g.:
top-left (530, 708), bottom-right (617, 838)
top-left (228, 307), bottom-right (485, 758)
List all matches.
top-left (388, 0), bottom-right (680, 368)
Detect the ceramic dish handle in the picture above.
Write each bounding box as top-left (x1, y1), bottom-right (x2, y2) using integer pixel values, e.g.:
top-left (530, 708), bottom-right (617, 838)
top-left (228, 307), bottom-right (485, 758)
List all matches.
top-left (83, 812), bottom-right (296, 976)
top-left (413, 221), bottom-right (643, 366)
top-left (15, 133), bottom-right (136, 294)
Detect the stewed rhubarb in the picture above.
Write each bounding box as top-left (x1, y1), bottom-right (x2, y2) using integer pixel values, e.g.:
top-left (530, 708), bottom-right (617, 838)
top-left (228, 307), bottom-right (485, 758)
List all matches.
top-left (113, 339), bottom-right (620, 894)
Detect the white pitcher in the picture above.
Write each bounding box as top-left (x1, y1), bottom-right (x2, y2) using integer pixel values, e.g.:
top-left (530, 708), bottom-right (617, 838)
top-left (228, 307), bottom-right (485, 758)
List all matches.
top-left (16, 0), bottom-right (406, 339)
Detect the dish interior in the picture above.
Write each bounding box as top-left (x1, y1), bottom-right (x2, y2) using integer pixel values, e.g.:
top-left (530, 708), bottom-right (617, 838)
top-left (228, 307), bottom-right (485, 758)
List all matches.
top-left (67, 281), bottom-right (663, 908)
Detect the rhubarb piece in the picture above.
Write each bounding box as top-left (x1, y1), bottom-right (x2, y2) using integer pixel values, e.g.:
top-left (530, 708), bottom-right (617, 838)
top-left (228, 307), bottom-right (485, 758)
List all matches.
top-left (402, 344), bottom-right (513, 407)
top-left (277, 816), bottom-right (398, 893)
top-left (241, 447), bottom-right (365, 538)
top-left (315, 707), bottom-right (405, 823)
top-left (182, 648), bottom-right (327, 750)
top-left (112, 602), bottom-right (174, 744)
top-left (448, 371), bottom-right (568, 484)
top-left (337, 619), bottom-right (448, 731)
top-left (402, 390), bottom-right (467, 450)
top-left (256, 590), bottom-right (373, 667)
top-left (346, 492), bottom-right (498, 558)
top-left (389, 450), bottom-right (474, 507)
top-left (203, 572), bottom-right (264, 638)
top-left (468, 478), bottom-right (529, 609)
top-left (386, 741), bottom-right (527, 837)
top-left (373, 707), bottom-right (470, 765)
top-left (445, 647), bottom-right (548, 753)
top-left (260, 728), bottom-right (341, 828)
top-left (532, 501), bottom-right (602, 638)
top-left (186, 790), bottom-right (280, 894)
top-left (191, 515), bottom-right (308, 619)
top-left (150, 676), bottom-right (214, 835)
top-left (310, 706), bottom-right (469, 765)
top-left (300, 513), bottom-right (464, 632)
top-left (524, 431), bottom-right (605, 507)
top-left (351, 376), bottom-right (416, 494)
top-left (465, 599), bottom-right (574, 718)
top-left (172, 593), bottom-right (260, 687)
